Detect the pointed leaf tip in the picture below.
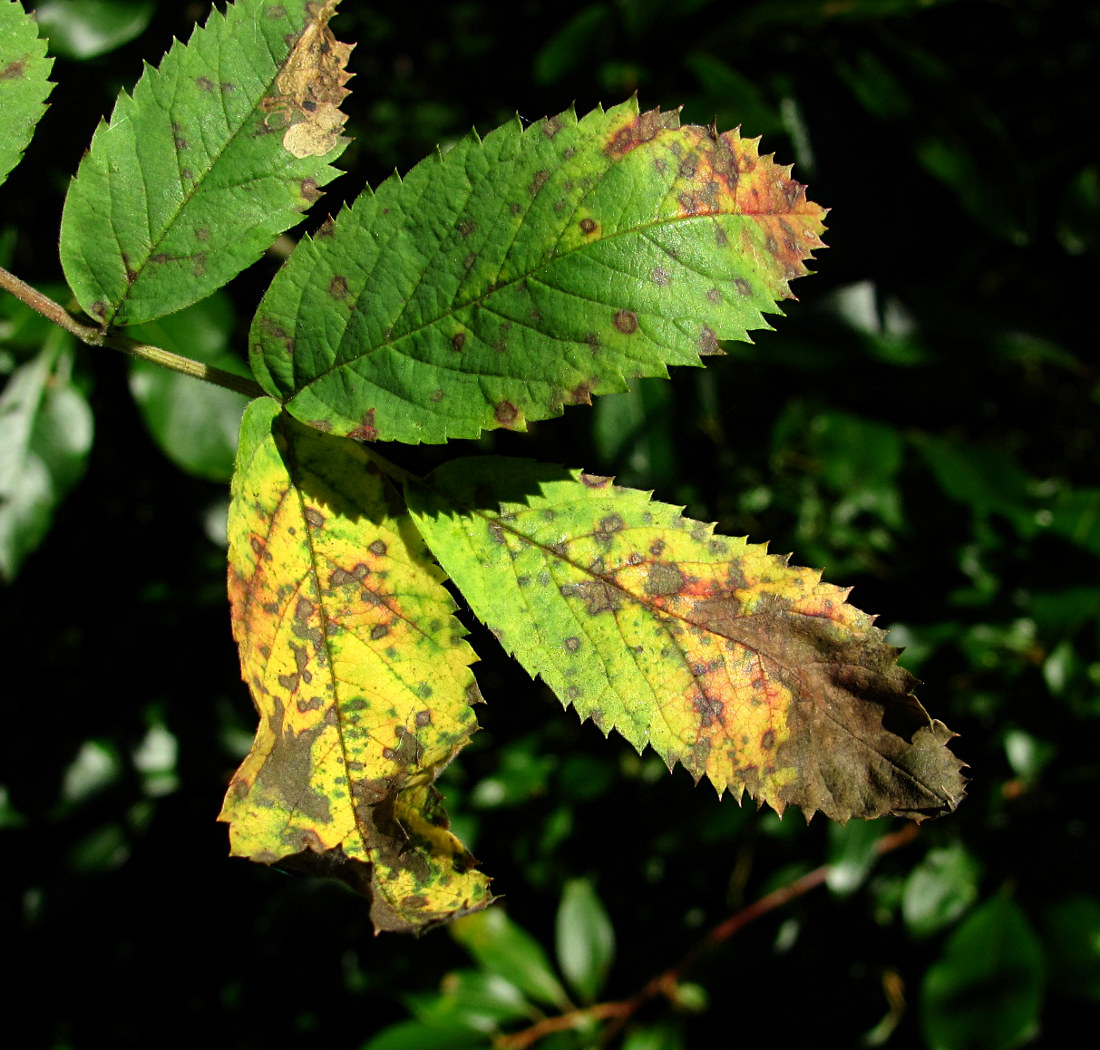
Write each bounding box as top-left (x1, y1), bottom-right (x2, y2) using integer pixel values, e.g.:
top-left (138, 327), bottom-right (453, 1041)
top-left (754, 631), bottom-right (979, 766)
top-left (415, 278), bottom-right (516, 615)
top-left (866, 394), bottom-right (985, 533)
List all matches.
top-left (407, 457), bottom-right (966, 825)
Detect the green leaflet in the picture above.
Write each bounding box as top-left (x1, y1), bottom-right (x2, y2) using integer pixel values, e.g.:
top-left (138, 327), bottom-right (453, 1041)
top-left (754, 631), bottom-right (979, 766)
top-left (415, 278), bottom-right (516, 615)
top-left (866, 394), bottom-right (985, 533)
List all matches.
top-left (0, 0), bottom-right (55, 189)
top-left (407, 457), bottom-right (965, 823)
top-left (252, 97), bottom-right (826, 443)
top-left (59, 0), bottom-right (351, 328)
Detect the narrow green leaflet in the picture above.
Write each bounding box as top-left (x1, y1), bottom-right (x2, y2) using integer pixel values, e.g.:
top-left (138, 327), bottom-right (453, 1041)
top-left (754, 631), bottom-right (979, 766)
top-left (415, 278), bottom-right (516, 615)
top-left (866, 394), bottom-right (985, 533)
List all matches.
top-left (252, 97), bottom-right (826, 443)
top-left (0, 337), bottom-right (93, 581)
top-left (0, 0), bottom-right (54, 188)
top-left (219, 398), bottom-right (491, 933)
top-left (59, 0), bottom-right (352, 328)
top-left (407, 457), bottom-right (966, 823)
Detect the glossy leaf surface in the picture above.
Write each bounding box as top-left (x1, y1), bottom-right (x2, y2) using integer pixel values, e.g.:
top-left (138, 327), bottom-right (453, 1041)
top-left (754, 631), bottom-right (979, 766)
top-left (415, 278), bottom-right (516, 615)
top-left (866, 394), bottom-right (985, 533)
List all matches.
top-left (60, 0), bottom-right (350, 327)
top-left (219, 398), bottom-right (490, 933)
top-left (252, 98), bottom-right (825, 443)
top-left (408, 457), bottom-right (966, 823)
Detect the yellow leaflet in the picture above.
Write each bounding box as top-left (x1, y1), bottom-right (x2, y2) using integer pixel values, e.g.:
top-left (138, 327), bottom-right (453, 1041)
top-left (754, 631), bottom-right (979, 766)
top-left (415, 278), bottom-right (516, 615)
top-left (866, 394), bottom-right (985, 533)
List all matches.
top-left (220, 399), bottom-right (490, 932)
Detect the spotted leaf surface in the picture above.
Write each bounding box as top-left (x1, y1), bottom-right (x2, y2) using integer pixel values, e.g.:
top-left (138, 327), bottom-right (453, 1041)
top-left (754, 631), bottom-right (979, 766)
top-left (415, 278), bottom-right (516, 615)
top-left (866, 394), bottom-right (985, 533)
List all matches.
top-left (220, 398), bottom-right (491, 933)
top-left (60, 0), bottom-right (351, 328)
top-left (0, 0), bottom-right (54, 188)
top-left (252, 97), bottom-right (826, 443)
top-left (407, 457), bottom-right (966, 823)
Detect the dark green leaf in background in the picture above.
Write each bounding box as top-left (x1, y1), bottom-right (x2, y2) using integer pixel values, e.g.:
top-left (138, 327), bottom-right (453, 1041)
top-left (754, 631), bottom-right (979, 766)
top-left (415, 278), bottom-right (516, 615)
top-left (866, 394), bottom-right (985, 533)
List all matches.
top-left (1042, 895), bottom-right (1100, 1002)
top-left (34, 0), bottom-right (155, 61)
top-left (452, 907), bottom-right (572, 1012)
top-left (0, 336), bottom-right (93, 580)
top-left (902, 842), bottom-right (981, 938)
top-left (127, 292), bottom-right (248, 481)
top-left (921, 894), bottom-right (1044, 1050)
top-left (555, 878), bottom-right (616, 1003)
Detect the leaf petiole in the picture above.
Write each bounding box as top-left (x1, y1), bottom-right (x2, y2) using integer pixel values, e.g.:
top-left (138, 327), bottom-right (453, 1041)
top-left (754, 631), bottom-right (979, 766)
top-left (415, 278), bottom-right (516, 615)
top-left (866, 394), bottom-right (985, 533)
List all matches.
top-left (0, 264), bottom-right (264, 399)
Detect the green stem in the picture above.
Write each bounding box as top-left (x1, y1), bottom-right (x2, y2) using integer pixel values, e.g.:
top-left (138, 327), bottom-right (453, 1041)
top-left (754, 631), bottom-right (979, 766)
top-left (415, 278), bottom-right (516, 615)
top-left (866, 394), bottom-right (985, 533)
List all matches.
top-left (0, 264), bottom-right (266, 399)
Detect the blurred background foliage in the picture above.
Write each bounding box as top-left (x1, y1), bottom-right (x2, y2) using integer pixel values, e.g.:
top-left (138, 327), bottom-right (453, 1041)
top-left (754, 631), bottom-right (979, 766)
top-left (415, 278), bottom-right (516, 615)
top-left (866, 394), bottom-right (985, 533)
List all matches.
top-left (1, 0), bottom-right (1097, 1047)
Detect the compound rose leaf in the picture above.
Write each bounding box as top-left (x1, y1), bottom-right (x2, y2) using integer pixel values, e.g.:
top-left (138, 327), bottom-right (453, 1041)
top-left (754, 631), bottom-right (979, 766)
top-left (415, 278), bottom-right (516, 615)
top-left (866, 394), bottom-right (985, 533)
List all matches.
top-left (252, 96), bottom-right (826, 443)
top-left (60, 0), bottom-right (351, 328)
top-left (407, 457), bottom-right (966, 823)
top-left (220, 398), bottom-right (491, 933)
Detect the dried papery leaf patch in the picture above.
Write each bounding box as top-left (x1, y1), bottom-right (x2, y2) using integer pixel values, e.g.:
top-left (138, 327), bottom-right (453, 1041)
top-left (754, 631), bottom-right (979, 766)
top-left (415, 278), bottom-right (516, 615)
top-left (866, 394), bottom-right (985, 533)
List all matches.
top-left (408, 458), bottom-right (966, 824)
top-left (220, 399), bottom-right (491, 933)
top-left (260, 0), bottom-right (354, 159)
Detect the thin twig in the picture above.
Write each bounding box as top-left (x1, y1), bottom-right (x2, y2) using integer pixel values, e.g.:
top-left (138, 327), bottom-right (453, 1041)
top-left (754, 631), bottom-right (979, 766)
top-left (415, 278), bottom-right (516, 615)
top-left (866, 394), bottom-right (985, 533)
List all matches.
top-left (0, 264), bottom-right (266, 398)
top-left (496, 822), bottom-right (921, 1050)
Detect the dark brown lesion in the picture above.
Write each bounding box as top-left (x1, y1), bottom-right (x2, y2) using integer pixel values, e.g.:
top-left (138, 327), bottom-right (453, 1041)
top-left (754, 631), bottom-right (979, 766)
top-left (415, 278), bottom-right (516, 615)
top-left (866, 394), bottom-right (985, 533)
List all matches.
top-left (604, 107), bottom-right (681, 159)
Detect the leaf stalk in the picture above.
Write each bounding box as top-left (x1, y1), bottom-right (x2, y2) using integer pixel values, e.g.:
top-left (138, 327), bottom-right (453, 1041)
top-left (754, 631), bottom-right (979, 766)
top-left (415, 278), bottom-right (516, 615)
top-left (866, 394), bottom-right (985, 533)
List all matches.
top-left (0, 265), bottom-right (265, 399)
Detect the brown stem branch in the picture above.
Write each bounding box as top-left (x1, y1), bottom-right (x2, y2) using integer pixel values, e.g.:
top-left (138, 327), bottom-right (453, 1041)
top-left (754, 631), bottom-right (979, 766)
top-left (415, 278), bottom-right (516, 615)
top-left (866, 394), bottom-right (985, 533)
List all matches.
top-left (497, 822), bottom-right (921, 1050)
top-left (0, 264), bottom-right (266, 399)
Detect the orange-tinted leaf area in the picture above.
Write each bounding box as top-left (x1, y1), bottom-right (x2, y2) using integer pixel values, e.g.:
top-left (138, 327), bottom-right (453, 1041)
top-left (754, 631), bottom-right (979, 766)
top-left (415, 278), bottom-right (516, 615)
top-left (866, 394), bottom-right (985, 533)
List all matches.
top-left (220, 399), bottom-right (491, 932)
top-left (409, 459), bottom-right (966, 824)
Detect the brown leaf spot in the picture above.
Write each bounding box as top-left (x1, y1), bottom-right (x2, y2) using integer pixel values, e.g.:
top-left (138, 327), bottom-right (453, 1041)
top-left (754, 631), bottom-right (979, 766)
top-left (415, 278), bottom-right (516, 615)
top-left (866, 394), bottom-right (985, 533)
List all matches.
top-left (195, 227), bottom-right (210, 241)
top-left (568, 381), bottom-right (592, 405)
top-left (528, 169), bottom-right (550, 196)
top-left (613, 309), bottom-right (638, 334)
top-left (699, 326), bottom-right (721, 356)
top-left (415, 709), bottom-right (432, 727)
top-left (495, 401), bottom-right (519, 426)
top-left (0, 59), bottom-right (27, 80)
top-left (294, 597), bottom-right (315, 622)
top-left (328, 275), bottom-right (348, 298)
top-left (560, 579), bottom-right (623, 616)
top-left (192, 253), bottom-right (208, 278)
top-left (542, 114), bottom-right (564, 138)
top-left (564, 637), bottom-right (581, 652)
top-left (368, 539), bottom-right (387, 557)
top-left (347, 409), bottom-right (378, 441)
top-left (580, 473), bottom-right (612, 489)
top-left (304, 507), bottom-right (325, 528)
top-left (300, 177), bottom-right (322, 203)
top-left (579, 217), bottom-right (598, 234)
top-left (370, 624), bottom-right (390, 640)
top-left (605, 107), bottom-right (680, 158)
top-left (451, 332), bottom-right (466, 352)
top-left (430, 389), bottom-right (445, 402)
top-left (646, 563), bottom-right (684, 596)
top-left (651, 268), bottom-right (671, 286)
top-left (706, 287), bottom-right (721, 304)
top-left (458, 219), bottom-right (476, 237)
top-left (196, 76), bottom-right (214, 91)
